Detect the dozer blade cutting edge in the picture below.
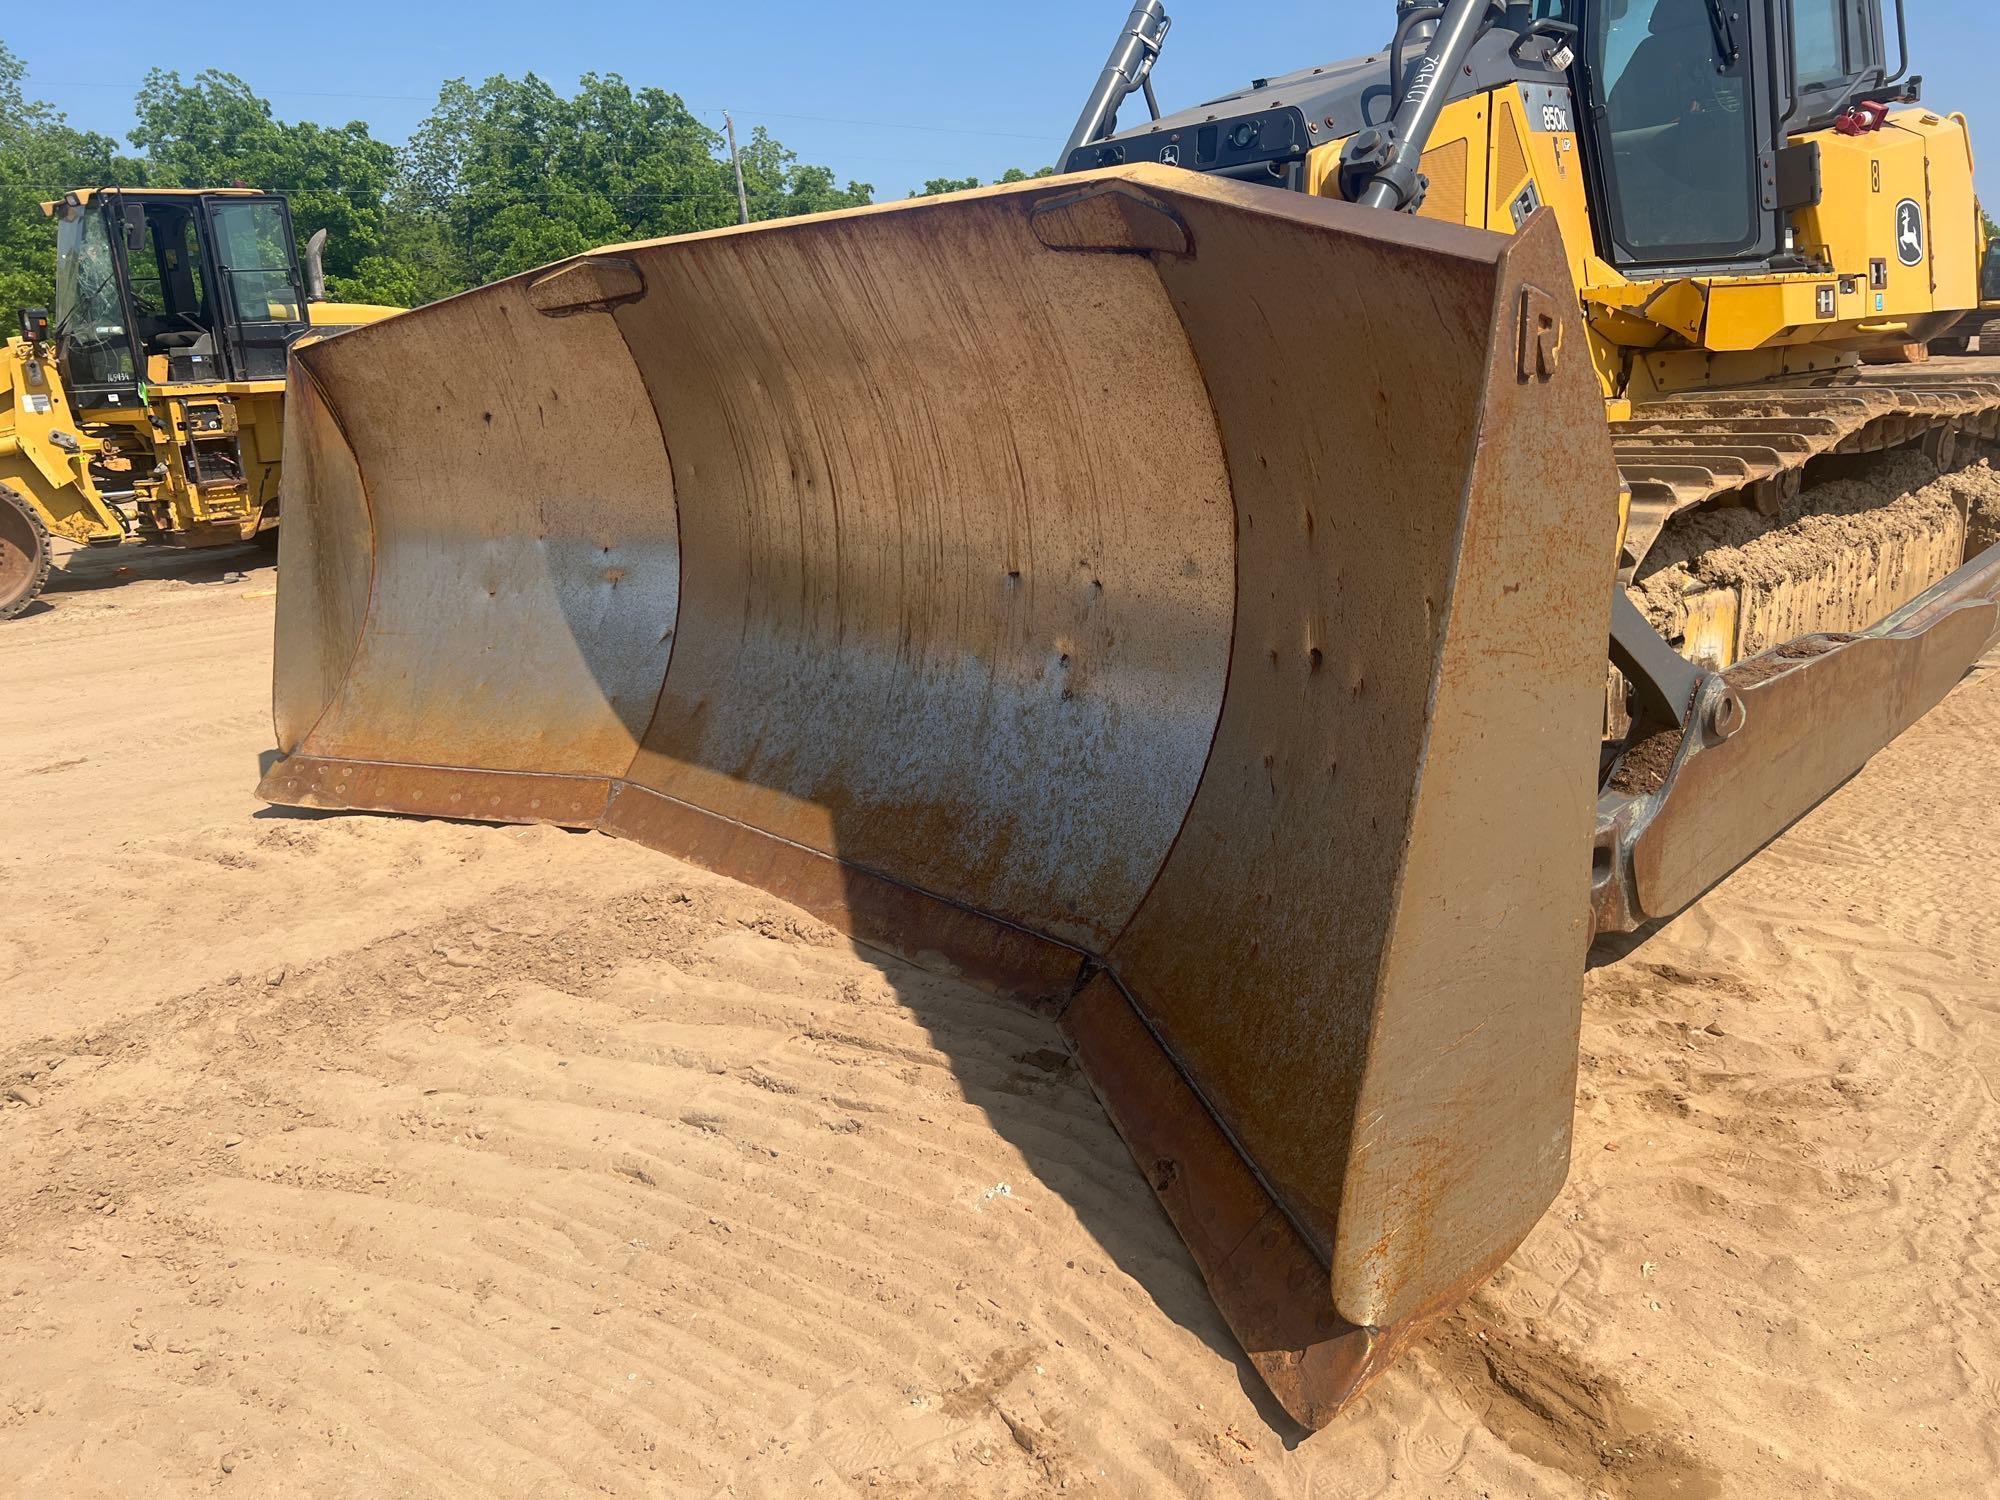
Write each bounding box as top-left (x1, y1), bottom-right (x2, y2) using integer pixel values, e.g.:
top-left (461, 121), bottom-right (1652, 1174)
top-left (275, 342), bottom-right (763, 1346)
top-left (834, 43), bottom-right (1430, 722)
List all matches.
top-left (257, 165), bottom-right (1997, 1426)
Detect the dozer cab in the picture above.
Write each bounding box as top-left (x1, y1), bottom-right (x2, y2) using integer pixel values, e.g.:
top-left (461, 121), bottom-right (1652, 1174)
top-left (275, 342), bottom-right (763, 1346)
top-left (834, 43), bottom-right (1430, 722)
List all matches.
top-left (0, 188), bottom-right (398, 617)
top-left (259, 0), bottom-right (2000, 1427)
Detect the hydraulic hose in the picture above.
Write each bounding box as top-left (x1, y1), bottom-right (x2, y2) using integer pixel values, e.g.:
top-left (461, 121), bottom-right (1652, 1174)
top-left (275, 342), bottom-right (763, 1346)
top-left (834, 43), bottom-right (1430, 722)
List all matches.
top-left (1350, 0), bottom-right (1504, 211)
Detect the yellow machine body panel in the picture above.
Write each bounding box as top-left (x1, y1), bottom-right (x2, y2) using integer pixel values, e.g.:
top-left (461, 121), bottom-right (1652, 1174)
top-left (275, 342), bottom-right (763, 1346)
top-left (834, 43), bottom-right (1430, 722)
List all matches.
top-left (1311, 94), bottom-right (1981, 403)
top-left (308, 301), bottom-right (403, 334)
top-left (1311, 87), bottom-right (1615, 388)
top-left (95, 378), bottom-right (294, 545)
top-left (0, 337), bottom-right (121, 546)
top-left (1311, 87), bottom-right (1596, 265)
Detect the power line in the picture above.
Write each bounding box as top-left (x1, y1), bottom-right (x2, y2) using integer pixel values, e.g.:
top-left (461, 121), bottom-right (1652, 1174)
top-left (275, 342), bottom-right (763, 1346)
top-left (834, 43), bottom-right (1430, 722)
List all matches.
top-left (23, 76), bottom-right (435, 104)
top-left (21, 74), bottom-right (1055, 144)
top-left (711, 107), bottom-right (1048, 144)
top-left (0, 183), bottom-right (828, 203)
top-left (0, 181), bottom-right (928, 212)
top-left (0, 168), bottom-right (958, 197)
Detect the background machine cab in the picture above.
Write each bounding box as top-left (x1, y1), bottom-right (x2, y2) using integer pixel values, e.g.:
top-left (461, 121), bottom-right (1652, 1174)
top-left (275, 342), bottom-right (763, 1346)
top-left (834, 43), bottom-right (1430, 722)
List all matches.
top-left (1, 187), bottom-right (399, 619)
top-left (31, 188), bottom-right (332, 550)
top-left (51, 189), bottom-right (312, 407)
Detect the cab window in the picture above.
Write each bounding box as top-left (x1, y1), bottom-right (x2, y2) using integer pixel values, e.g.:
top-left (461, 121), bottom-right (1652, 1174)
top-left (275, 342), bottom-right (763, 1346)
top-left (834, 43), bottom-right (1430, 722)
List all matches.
top-left (1786, 0), bottom-right (1886, 129)
top-left (210, 201), bottom-right (302, 325)
top-left (53, 207), bottom-right (138, 391)
top-left (1507, 2), bottom-right (1575, 38)
top-left (1792, 0), bottom-right (1846, 86)
top-left (1592, 0), bottom-right (1761, 263)
top-left (130, 205), bottom-right (214, 357)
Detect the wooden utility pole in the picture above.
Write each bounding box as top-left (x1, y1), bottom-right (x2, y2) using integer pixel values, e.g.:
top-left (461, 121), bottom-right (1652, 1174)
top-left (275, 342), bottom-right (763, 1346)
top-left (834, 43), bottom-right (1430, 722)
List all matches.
top-left (725, 112), bottom-right (751, 226)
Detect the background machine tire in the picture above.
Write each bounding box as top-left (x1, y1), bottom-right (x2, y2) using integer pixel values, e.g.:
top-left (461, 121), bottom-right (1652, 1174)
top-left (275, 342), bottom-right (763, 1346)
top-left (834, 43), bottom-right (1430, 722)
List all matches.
top-left (0, 485), bottom-right (53, 621)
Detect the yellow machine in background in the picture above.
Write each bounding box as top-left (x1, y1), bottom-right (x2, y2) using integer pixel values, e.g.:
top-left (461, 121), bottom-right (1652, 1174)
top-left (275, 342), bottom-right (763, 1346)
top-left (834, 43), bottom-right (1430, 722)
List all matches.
top-left (0, 188), bottom-right (397, 617)
top-left (260, 0), bottom-right (2000, 1430)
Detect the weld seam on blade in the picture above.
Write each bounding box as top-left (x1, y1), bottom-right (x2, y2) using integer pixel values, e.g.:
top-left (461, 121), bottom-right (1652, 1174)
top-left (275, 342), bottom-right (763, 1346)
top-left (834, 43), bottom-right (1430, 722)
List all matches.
top-left (280, 354), bottom-right (380, 761)
top-left (593, 287), bottom-right (684, 794)
top-left (602, 781), bottom-right (1100, 968)
top-left (1089, 967), bottom-right (1335, 1274)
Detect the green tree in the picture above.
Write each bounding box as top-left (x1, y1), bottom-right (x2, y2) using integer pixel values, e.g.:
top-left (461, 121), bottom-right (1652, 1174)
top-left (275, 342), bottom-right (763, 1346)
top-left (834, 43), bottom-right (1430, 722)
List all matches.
top-left (0, 43), bottom-right (143, 316)
top-left (735, 124), bottom-right (874, 221)
top-left (402, 73), bottom-right (873, 288)
top-left (126, 69), bottom-right (400, 303)
top-left (1, 54), bottom-right (884, 317)
top-left (911, 166), bottom-right (1056, 197)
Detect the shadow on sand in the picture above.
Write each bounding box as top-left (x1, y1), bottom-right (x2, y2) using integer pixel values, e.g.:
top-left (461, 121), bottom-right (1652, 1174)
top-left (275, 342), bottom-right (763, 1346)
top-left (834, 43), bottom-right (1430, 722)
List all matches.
top-left (47, 540), bottom-right (266, 596)
top-left (248, 782), bottom-right (1309, 1440)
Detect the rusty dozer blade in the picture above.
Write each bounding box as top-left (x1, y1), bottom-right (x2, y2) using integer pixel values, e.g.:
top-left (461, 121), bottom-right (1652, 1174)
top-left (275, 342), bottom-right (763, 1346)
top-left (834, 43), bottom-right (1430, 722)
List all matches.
top-left (261, 166), bottom-right (1620, 1426)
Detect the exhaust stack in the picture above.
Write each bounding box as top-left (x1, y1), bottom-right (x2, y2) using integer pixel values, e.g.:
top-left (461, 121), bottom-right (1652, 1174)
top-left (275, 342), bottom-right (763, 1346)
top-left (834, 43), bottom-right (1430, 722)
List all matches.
top-left (301, 228), bottom-right (328, 303)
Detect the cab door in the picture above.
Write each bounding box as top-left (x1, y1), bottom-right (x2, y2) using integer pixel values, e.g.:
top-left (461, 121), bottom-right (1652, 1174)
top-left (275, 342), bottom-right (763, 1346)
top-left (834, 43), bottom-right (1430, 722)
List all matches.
top-left (201, 195), bottom-right (311, 382)
top-left (1580, 0), bottom-right (1782, 269)
top-left (51, 196), bottom-right (145, 409)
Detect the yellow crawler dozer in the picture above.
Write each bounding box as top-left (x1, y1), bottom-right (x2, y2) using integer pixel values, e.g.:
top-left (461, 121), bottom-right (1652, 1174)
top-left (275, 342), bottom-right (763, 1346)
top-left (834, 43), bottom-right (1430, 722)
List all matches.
top-left (0, 188), bottom-right (398, 618)
top-left (260, 0), bottom-right (2000, 1427)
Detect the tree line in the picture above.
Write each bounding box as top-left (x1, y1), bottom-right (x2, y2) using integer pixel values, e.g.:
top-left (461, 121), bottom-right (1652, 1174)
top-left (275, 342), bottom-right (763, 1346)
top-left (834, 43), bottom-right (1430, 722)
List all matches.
top-left (14, 39), bottom-right (1985, 320)
top-left (0, 42), bottom-right (1052, 315)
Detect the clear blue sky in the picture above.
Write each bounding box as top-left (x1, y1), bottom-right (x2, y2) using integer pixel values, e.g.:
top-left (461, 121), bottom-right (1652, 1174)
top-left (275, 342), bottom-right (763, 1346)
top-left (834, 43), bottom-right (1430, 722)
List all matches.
top-left (5, 1), bottom-right (1996, 200)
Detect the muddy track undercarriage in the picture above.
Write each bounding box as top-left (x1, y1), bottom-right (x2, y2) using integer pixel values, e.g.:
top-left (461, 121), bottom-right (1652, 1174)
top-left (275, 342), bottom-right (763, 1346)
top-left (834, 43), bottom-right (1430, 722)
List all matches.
top-left (1596, 375), bottom-right (2000, 938)
top-left (1615, 376), bottom-right (2000, 589)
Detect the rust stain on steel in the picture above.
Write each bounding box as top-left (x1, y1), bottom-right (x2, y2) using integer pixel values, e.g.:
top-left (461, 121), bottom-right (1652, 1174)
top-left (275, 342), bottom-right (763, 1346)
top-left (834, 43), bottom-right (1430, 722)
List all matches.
top-left (1631, 555), bottom-right (2000, 920)
top-left (1103, 214), bottom-right (1612, 1330)
top-left (271, 361), bottom-right (373, 753)
top-left (258, 167), bottom-right (1619, 1428)
top-left (268, 757), bottom-right (613, 828)
top-left (1061, 971), bottom-right (1401, 1429)
top-left (284, 276), bottom-right (683, 779)
top-left (608, 186), bottom-right (1236, 953)
top-left (1029, 183), bottom-right (1194, 256)
top-left (526, 255), bottom-right (647, 317)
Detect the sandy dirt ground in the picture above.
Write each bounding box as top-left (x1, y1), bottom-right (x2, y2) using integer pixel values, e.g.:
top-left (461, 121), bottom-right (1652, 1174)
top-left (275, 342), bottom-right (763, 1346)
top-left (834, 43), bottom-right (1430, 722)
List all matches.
top-left (3, 519), bottom-right (1998, 1499)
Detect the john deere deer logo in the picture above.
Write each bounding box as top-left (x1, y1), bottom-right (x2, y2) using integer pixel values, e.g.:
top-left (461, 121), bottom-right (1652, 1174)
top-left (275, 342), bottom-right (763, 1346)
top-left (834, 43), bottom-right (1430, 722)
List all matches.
top-left (1896, 199), bottom-right (1924, 267)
